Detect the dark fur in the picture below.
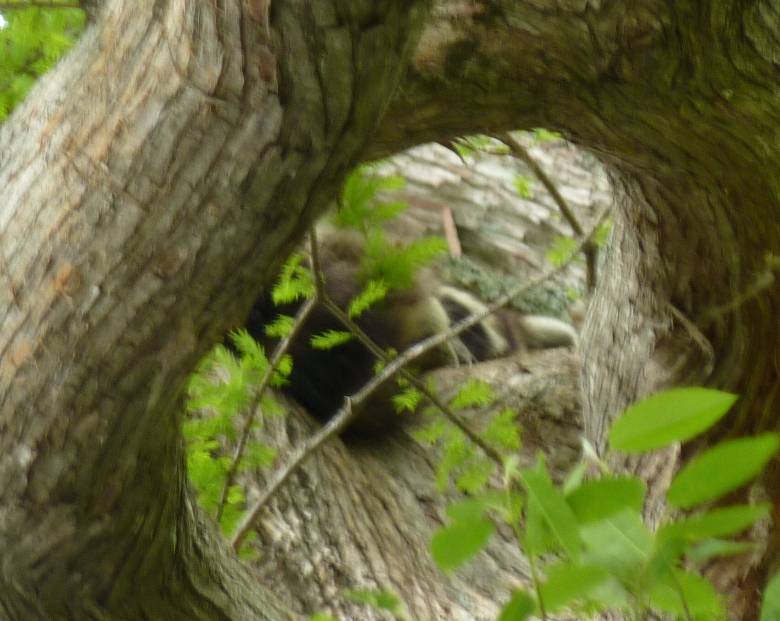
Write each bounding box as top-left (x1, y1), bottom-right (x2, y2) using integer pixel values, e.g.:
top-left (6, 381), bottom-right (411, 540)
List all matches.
top-left (245, 230), bottom-right (577, 431)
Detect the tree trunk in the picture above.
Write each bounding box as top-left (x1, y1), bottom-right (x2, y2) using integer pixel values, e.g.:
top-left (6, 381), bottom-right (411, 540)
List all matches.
top-left (0, 0), bottom-right (427, 618)
top-left (246, 350), bottom-right (582, 621)
top-left (2, 0), bottom-right (780, 619)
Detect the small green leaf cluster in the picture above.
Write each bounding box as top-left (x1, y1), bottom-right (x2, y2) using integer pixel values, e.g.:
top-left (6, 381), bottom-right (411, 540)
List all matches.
top-left (325, 165), bottom-right (446, 315)
top-left (271, 253), bottom-right (315, 305)
top-left (513, 175), bottom-right (533, 199)
top-left (344, 589), bottom-right (406, 618)
top-left (453, 135), bottom-right (510, 158)
top-left (332, 166), bottom-right (407, 233)
top-left (0, 5), bottom-right (84, 121)
top-left (361, 228), bottom-right (448, 292)
top-left (547, 218), bottom-right (612, 269)
top-left (415, 379), bottom-right (521, 494)
top-left (185, 166), bottom-right (445, 548)
top-left (531, 128), bottom-right (562, 143)
top-left (430, 387), bottom-right (780, 621)
top-left (185, 331), bottom-right (287, 535)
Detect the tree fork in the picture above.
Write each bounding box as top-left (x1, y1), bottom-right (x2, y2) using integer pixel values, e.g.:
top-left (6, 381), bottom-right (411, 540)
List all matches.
top-left (2, 0), bottom-right (780, 618)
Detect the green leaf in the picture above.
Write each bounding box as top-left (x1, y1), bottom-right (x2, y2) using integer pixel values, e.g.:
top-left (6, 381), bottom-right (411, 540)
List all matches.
top-left (392, 387), bottom-right (423, 413)
top-left (566, 477), bottom-right (645, 524)
top-left (562, 460), bottom-right (588, 495)
top-left (361, 230), bottom-right (447, 291)
top-left (369, 200), bottom-right (408, 224)
top-left (580, 509), bottom-right (652, 581)
top-left (310, 330), bottom-right (354, 350)
top-left (347, 279), bottom-right (387, 317)
top-left (667, 434), bottom-right (780, 509)
top-left (609, 388), bottom-right (737, 452)
top-left (520, 469), bottom-right (582, 561)
top-left (446, 497), bottom-right (490, 522)
top-left (272, 254), bottom-right (314, 304)
top-left (484, 408), bottom-right (522, 451)
top-left (532, 128), bottom-right (562, 142)
top-left (455, 458), bottom-right (494, 494)
top-left (648, 569), bottom-right (726, 619)
top-left (430, 518), bottom-right (495, 572)
top-left (343, 589), bottom-right (403, 614)
top-left (546, 236), bottom-right (580, 268)
top-left (449, 379), bottom-right (496, 410)
top-left (687, 539), bottom-right (755, 564)
top-left (658, 503), bottom-right (770, 543)
top-left (242, 442), bottom-right (277, 469)
top-left (524, 491), bottom-right (559, 557)
top-left (513, 175), bottom-right (533, 198)
top-left (498, 590), bottom-right (536, 621)
top-left (264, 314), bottom-right (295, 339)
top-left (540, 562), bottom-right (615, 612)
top-left (761, 571), bottom-right (780, 621)
top-left (228, 328), bottom-right (269, 369)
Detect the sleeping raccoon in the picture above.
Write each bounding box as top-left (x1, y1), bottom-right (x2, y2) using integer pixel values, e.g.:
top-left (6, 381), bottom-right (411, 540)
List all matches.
top-left (245, 229), bottom-right (577, 431)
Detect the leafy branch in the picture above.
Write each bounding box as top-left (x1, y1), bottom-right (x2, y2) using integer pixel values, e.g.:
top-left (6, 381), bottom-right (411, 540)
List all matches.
top-left (231, 207), bottom-right (607, 548)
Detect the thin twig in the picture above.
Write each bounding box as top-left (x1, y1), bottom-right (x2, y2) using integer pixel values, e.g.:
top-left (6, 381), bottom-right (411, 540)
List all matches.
top-left (666, 302), bottom-right (715, 381)
top-left (320, 297), bottom-right (504, 464)
top-left (495, 132), bottom-right (602, 293)
top-left (702, 253), bottom-right (780, 319)
top-left (215, 295), bottom-right (317, 521)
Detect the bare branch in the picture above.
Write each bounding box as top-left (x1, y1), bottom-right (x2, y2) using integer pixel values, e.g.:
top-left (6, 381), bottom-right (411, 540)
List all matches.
top-left (216, 294), bottom-right (318, 522)
top-left (496, 132), bottom-right (602, 293)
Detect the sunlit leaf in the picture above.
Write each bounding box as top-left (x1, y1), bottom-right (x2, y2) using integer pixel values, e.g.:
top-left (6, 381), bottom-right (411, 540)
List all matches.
top-left (667, 434), bottom-right (779, 509)
top-left (610, 388), bottom-right (737, 452)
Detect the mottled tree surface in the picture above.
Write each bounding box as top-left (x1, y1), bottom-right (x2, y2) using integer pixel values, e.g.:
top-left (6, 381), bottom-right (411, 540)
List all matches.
top-left (0, 1), bottom-right (779, 619)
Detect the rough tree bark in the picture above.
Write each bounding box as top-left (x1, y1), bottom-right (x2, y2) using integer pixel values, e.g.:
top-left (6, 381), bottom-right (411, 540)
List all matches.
top-left (1, 0), bottom-right (779, 620)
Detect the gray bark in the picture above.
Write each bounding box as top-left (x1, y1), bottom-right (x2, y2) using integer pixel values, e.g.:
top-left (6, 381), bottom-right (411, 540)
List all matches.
top-left (246, 350), bottom-right (581, 621)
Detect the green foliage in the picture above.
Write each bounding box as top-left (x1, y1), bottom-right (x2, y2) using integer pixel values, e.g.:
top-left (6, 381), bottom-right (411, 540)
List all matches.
top-left (347, 279), bottom-right (387, 318)
top-left (513, 175), bottom-right (533, 198)
top-left (565, 477), bottom-right (645, 524)
top-left (498, 590), bottom-right (535, 621)
top-left (667, 433), bottom-right (779, 509)
top-left (531, 128), bottom-right (562, 143)
top-left (521, 462), bottom-right (582, 561)
top-left (361, 228), bottom-right (447, 290)
top-left (609, 387), bottom-right (737, 452)
top-left (392, 385), bottom-right (424, 413)
top-left (343, 589), bottom-right (405, 618)
top-left (547, 217), bottom-right (612, 268)
top-left (448, 378), bottom-right (495, 410)
top-left (483, 408), bottom-right (522, 452)
top-left (431, 512), bottom-right (495, 572)
top-left (185, 331), bottom-right (286, 534)
top-left (452, 134), bottom-right (510, 158)
top-left (0, 5), bottom-right (84, 121)
top-left (415, 379), bottom-right (522, 494)
top-left (761, 572), bottom-right (780, 621)
top-left (428, 387), bottom-right (778, 621)
top-left (332, 166), bottom-right (406, 233)
top-left (271, 254), bottom-right (314, 305)
top-left (546, 236), bottom-right (583, 268)
top-left (310, 329), bottom-right (354, 350)
top-left (264, 314), bottom-right (295, 340)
